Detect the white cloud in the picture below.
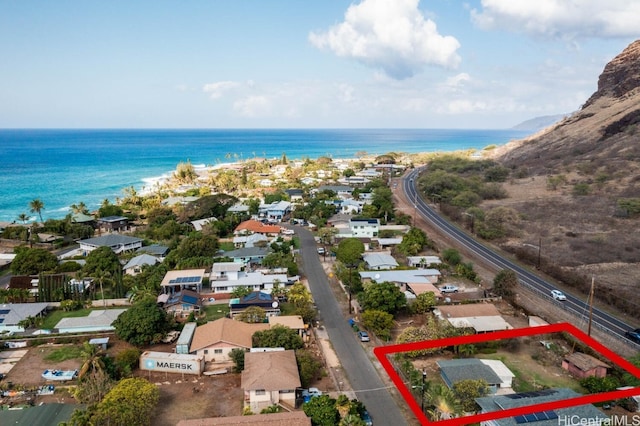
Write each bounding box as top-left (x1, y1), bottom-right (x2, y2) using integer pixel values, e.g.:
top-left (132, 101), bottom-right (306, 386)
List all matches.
top-left (471, 0), bottom-right (640, 39)
top-left (445, 73), bottom-right (471, 88)
top-left (309, 0), bottom-right (461, 80)
top-left (233, 95), bottom-right (271, 117)
top-left (202, 81), bottom-right (241, 99)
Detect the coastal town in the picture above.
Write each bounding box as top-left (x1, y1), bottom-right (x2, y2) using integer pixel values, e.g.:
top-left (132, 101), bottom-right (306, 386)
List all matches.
top-left (0, 152), bottom-right (639, 426)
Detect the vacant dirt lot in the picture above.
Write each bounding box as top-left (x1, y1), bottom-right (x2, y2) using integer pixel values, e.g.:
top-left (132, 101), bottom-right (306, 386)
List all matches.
top-left (1, 338), bottom-right (245, 423)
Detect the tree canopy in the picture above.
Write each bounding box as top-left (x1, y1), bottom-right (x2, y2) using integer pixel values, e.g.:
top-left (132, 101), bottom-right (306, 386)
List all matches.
top-left (113, 299), bottom-right (171, 346)
top-left (252, 325), bottom-right (304, 350)
top-left (336, 238), bottom-right (364, 266)
top-left (10, 246), bottom-right (58, 275)
top-left (90, 377), bottom-right (160, 426)
top-left (359, 281), bottom-right (406, 315)
top-left (83, 246), bottom-right (121, 277)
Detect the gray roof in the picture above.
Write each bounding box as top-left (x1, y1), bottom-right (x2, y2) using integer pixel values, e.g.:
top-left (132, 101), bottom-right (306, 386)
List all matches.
top-left (80, 234), bottom-right (143, 247)
top-left (359, 269), bottom-right (440, 283)
top-left (136, 244), bottom-right (169, 256)
top-left (363, 253), bottom-right (399, 268)
top-left (224, 246), bottom-right (271, 259)
top-left (475, 388), bottom-right (607, 426)
top-left (123, 254), bottom-right (159, 270)
top-left (0, 403), bottom-right (82, 426)
top-left (0, 303), bottom-right (49, 326)
top-left (438, 359), bottom-right (502, 386)
top-left (55, 309), bottom-right (126, 331)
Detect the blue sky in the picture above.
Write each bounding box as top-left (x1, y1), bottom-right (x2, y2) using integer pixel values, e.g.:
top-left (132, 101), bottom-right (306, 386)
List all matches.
top-left (1, 0), bottom-right (638, 129)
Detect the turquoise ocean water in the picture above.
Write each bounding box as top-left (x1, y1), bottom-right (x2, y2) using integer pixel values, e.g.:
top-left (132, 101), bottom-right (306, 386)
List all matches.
top-left (0, 128), bottom-right (529, 222)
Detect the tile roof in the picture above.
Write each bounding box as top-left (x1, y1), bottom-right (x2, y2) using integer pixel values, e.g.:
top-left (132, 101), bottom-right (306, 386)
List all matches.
top-left (241, 350), bottom-right (301, 391)
top-left (235, 220), bottom-right (281, 234)
top-left (190, 318), bottom-right (269, 352)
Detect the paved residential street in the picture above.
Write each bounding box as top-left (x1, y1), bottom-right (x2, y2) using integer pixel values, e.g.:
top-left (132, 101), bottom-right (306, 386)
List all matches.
top-left (295, 227), bottom-right (412, 426)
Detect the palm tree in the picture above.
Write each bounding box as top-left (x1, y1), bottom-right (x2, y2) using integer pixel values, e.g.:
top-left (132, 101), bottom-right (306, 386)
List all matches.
top-left (70, 202), bottom-right (89, 215)
top-left (93, 269), bottom-right (112, 308)
top-left (17, 213), bottom-right (29, 224)
top-left (29, 198), bottom-right (45, 222)
top-left (78, 341), bottom-right (105, 380)
top-left (426, 383), bottom-right (462, 421)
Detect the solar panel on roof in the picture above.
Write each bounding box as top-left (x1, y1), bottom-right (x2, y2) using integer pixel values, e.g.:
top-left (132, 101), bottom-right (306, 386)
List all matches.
top-left (0, 309), bottom-right (10, 315)
top-left (514, 411), bottom-right (557, 424)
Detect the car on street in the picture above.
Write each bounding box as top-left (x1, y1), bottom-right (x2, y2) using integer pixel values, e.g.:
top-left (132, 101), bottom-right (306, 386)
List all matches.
top-left (439, 285), bottom-right (459, 293)
top-left (551, 290), bottom-right (567, 301)
top-left (357, 331), bottom-right (370, 342)
top-left (362, 410), bottom-right (373, 426)
top-left (625, 328), bottom-right (640, 344)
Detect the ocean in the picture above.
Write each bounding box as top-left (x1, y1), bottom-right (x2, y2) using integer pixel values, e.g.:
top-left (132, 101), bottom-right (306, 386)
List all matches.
top-left (0, 128), bottom-right (529, 223)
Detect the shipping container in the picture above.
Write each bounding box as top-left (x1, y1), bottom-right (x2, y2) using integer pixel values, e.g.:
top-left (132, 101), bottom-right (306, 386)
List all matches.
top-left (140, 351), bottom-right (204, 375)
top-left (176, 322), bottom-right (197, 354)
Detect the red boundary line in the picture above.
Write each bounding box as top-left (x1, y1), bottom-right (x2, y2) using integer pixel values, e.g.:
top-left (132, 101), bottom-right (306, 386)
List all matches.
top-left (373, 322), bottom-right (640, 426)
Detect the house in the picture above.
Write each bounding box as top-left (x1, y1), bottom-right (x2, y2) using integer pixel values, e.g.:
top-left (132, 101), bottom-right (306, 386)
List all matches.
top-left (230, 291), bottom-right (281, 319)
top-left (0, 303), bottom-right (49, 334)
top-left (122, 254), bottom-right (159, 276)
top-left (78, 234), bottom-right (143, 255)
top-left (349, 218), bottom-right (379, 238)
top-left (233, 233), bottom-right (269, 248)
top-left (234, 220), bottom-right (282, 236)
top-left (437, 359), bottom-right (514, 394)
top-left (136, 244), bottom-right (169, 260)
top-left (162, 196), bottom-right (199, 207)
top-left (160, 269), bottom-right (206, 294)
top-left (284, 189), bottom-right (304, 203)
top-left (223, 247), bottom-right (271, 267)
top-left (191, 217), bottom-right (217, 231)
top-left (55, 309), bottom-right (126, 334)
top-left (210, 270), bottom-right (291, 295)
top-left (241, 350), bottom-right (301, 413)
top-left (176, 411), bottom-right (311, 426)
top-left (434, 304), bottom-right (513, 333)
top-left (374, 237), bottom-right (403, 249)
top-left (316, 185), bottom-right (354, 196)
top-left (211, 262), bottom-right (244, 281)
top-left (268, 315), bottom-right (306, 337)
top-left (407, 256), bottom-right (442, 268)
top-left (72, 212), bottom-right (96, 227)
top-left (475, 388), bottom-right (608, 426)
top-left (228, 202), bottom-right (250, 215)
top-left (258, 201), bottom-right (292, 221)
top-left (562, 352), bottom-right (610, 379)
top-left (362, 252), bottom-right (399, 270)
top-left (189, 318), bottom-right (269, 362)
top-left (359, 269), bottom-right (441, 286)
top-left (97, 215), bottom-right (129, 232)
top-left (160, 290), bottom-right (202, 319)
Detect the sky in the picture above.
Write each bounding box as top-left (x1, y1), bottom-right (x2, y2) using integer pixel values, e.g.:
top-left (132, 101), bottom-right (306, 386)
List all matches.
top-left (1, 0), bottom-right (639, 129)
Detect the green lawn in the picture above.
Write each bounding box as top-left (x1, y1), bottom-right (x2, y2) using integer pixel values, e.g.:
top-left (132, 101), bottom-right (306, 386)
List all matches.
top-left (44, 345), bottom-right (83, 362)
top-left (41, 308), bottom-right (95, 330)
top-left (202, 304), bottom-right (230, 321)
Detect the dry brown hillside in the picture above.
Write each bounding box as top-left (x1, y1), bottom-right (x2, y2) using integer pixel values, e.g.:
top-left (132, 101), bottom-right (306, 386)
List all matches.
top-left (482, 40), bottom-right (640, 319)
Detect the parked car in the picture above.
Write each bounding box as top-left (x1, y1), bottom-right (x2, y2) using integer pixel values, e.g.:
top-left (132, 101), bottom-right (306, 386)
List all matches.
top-left (551, 290), bottom-right (567, 301)
top-left (357, 331), bottom-right (370, 342)
top-left (362, 410), bottom-right (373, 426)
top-left (317, 247), bottom-right (325, 255)
top-left (301, 387), bottom-right (323, 402)
top-left (625, 328), bottom-right (640, 344)
top-left (439, 285), bottom-right (459, 293)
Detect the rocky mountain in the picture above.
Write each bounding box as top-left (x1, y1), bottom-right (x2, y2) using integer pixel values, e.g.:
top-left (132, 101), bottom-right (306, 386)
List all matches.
top-left (495, 40), bottom-right (640, 175)
top-left (481, 40), bottom-right (640, 319)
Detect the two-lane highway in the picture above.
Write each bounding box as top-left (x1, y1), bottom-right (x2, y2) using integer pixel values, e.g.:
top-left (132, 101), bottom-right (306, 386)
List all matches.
top-left (403, 168), bottom-right (638, 345)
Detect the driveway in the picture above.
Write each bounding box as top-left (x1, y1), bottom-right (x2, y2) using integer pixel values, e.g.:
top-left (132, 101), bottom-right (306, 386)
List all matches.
top-left (295, 227), bottom-right (411, 426)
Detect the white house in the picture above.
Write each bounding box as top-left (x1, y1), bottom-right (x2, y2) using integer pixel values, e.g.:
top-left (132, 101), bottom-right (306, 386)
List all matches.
top-left (362, 252), bottom-right (399, 270)
top-left (349, 218), bottom-right (380, 238)
top-left (123, 254), bottom-right (160, 276)
top-left (79, 234), bottom-right (143, 255)
top-left (210, 270), bottom-right (290, 294)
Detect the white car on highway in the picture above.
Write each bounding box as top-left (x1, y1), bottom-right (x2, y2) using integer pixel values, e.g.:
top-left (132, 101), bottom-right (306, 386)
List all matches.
top-left (551, 290), bottom-right (567, 301)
